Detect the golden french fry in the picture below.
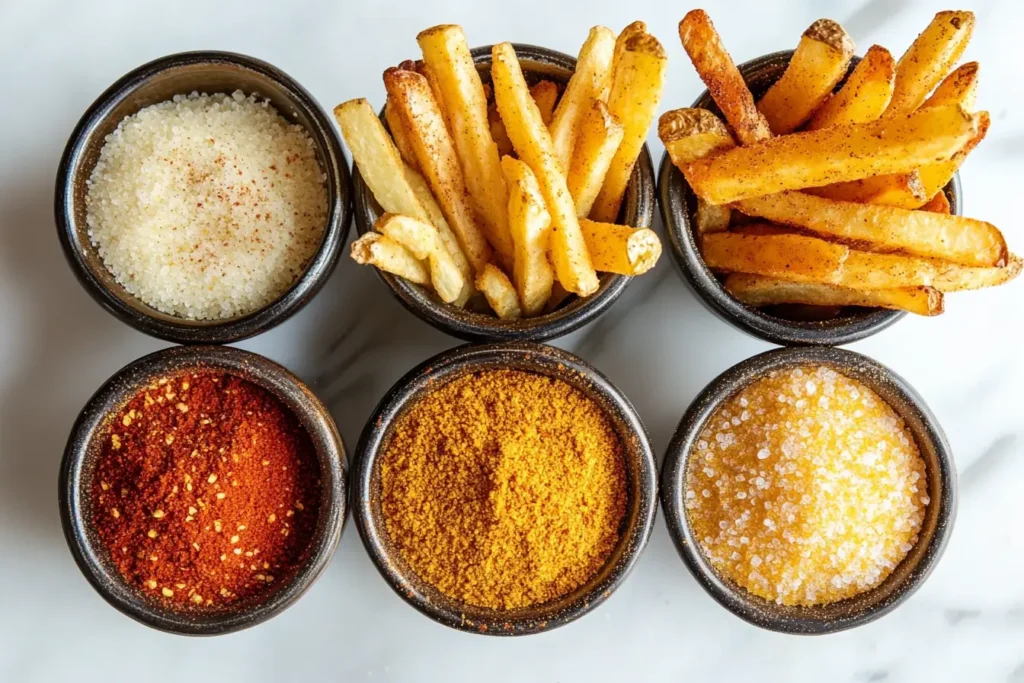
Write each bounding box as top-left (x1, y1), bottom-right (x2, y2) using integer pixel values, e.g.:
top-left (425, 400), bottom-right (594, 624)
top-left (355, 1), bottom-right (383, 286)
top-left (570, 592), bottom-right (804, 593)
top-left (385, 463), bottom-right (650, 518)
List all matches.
top-left (580, 220), bottom-right (661, 275)
top-left (679, 9), bottom-right (771, 145)
top-left (385, 99), bottom-right (420, 171)
top-left (922, 61), bottom-right (979, 110)
top-left (808, 170), bottom-right (927, 209)
top-left (476, 263), bottom-right (522, 319)
top-left (418, 61), bottom-right (450, 129)
top-left (376, 213), bottom-right (465, 303)
top-left (350, 232), bottom-right (431, 286)
top-left (568, 101), bottom-right (624, 218)
top-left (886, 11), bottom-right (975, 116)
top-left (402, 164), bottom-right (473, 299)
top-left (550, 26), bottom-right (617, 171)
top-left (502, 156), bottom-right (556, 316)
top-left (724, 273), bottom-right (944, 316)
top-left (529, 80), bottom-right (560, 125)
top-left (842, 252), bottom-right (1021, 292)
top-left (383, 68), bottom-right (492, 273)
top-left (734, 191), bottom-right (1007, 267)
top-left (920, 191), bottom-right (952, 215)
top-left (492, 42), bottom-right (599, 296)
top-left (696, 199), bottom-right (732, 233)
top-left (658, 108), bottom-right (736, 167)
top-left (591, 32), bottom-right (667, 222)
top-left (417, 25), bottom-right (514, 267)
top-left (918, 110), bottom-right (990, 201)
top-left (684, 105), bottom-right (981, 205)
top-left (758, 19), bottom-right (855, 134)
top-left (807, 45), bottom-right (895, 130)
top-left (701, 232), bottom-right (849, 283)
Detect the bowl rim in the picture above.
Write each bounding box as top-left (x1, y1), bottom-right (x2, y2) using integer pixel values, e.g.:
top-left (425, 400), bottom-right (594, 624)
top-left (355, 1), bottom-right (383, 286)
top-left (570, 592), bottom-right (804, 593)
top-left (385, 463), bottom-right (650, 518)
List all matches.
top-left (352, 341), bottom-right (659, 635)
top-left (659, 346), bottom-right (957, 634)
top-left (351, 43), bottom-right (656, 343)
top-left (58, 344), bottom-right (348, 635)
top-left (54, 49), bottom-right (353, 344)
top-left (658, 49), bottom-right (962, 347)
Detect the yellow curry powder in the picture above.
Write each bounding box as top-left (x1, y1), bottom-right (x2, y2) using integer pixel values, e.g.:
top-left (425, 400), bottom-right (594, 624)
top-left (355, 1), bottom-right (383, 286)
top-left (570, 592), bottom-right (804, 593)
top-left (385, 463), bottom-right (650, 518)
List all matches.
top-left (380, 369), bottom-right (627, 610)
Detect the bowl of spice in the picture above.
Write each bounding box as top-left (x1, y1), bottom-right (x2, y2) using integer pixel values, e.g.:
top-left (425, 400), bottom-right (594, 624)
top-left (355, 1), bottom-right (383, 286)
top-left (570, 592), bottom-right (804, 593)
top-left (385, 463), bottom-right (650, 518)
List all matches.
top-left (353, 341), bottom-right (657, 635)
top-left (55, 50), bottom-right (351, 344)
top-left (59, 345), bottom-right (347, 635)
top-left (661, 346), bottom-right (956, 634)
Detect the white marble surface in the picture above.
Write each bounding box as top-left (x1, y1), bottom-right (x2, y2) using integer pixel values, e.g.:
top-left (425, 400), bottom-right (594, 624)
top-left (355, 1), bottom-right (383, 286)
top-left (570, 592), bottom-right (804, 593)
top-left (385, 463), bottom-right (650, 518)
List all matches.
top-left (1, 0), bottom-right (1022, 680)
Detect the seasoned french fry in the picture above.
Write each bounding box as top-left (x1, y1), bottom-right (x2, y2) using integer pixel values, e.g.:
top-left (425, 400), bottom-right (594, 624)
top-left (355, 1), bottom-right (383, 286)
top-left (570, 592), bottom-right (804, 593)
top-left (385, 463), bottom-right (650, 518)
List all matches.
top-left (418, 61), bottom-right (450, 129)
top-left (922, 61), bottom-right (979, 110)
top-left (684, 105), bottom-right (981, 205)
top-left (758, 19), bottom-right (855, 134)
top-left (383, 68), bottom-right (492, 273)
top-left (549, 26), bottom-right (616, 171)
top-left (376, 213), bottom-right (465, 303)
top-left (385, 99), bottom-right (420, 171)
top-left (580, 220), bottom-right (661, 275)
top-left (724, 274), bottom-right (944, 316)
top-left (807, 45), bottom-right (895, 130)
top-left (476, 263), bottom-right (522, 319)
top-left (841, 252), bottom-right (1021, 292)
top-left (612, 21), bottom-right (647, 78)
top-left (696, 199), bottom-right (733, 233)
top-left (568, 101), bottom-right (624, 218)
top-left (350, 232), bottom-right (431, 286)
top-left (590, 32), bottom-right (667, 222)
top-left (679, 9), bottom-right (771, 145)
top-left (658, 108), bottom-right (736, 167)
top-left (886, 11), bottom-right (975, 116)
top-left (918, 110), bottom-right (990, 201)
top-left (920, 191), bottom-right (951, 214)
top-left (702, 232), bottom-right (849, 282)
top-left (492, 42), bottom-right (599, 296)
top-left (402, 164), bottom-right (473, 293)
top-left (808, 170), bottom-right (927, 208)
top-left (502, 156), bottom-right (555, 316)
top-left (529, 80), bottom-right (560, 125)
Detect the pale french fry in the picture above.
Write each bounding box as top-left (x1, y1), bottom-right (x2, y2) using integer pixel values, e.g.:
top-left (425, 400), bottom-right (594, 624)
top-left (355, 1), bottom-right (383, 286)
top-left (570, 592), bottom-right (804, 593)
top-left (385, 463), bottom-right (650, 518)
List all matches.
top-left (402, 164), bottom-right (473, 298)
top-left (658, 108), bottom-right (736, 168)
top-left (684, 105), bottom-right (981, 205)
top-left (476, 263), bottom-right (522, 319)
top-left (701, 232), bottom-right (849, 283)
top-left (807, 170), bottom-right (927, 208)
top-left (590, 32), bottom-right (667, 222)
top-left (568, 101), bottom-right (624, 218)
top-left (734, 191), bottom-right (1007, 267)
top-left (758, 19), bottom-right (855, 134)
top-left (922, 61), bottom-right (979, 110)
top-left (807, 45), bottom-right (895, 130)
top-left (696, 199), bottom-right (732, 233)
top-left (417, 25), bottom-right (514, 267)
top-left (724, 274), bottom-right (944, 316)
top-left (502, 157), bottom-right (555, 316)
top-left (376, 213), bottom-right (465, 303)
top-left (383, 68), bottom-right (493, 273)
top-left (580, 219), bottom-right (661, 275)
top-left (679, 9), bottom-right (772, 145)
top-left (920, 191), bottom-right (952, 214)
top-left (549, 26), bottom-right (616, 171)
top-left (350, 232), bottom-right (431, 286)
top-left (886, 11), bottom-right (975, 116)
top-left (529, 80), bottom-right (560, 125)
top-left (612, 21), bottom-right (647, 78)
top-left (385, 99), bottom-right (420, 171)
top-left (841, 252), bottom-right (1021, 292)
top-left (492, 42), bottom-right (599, 296)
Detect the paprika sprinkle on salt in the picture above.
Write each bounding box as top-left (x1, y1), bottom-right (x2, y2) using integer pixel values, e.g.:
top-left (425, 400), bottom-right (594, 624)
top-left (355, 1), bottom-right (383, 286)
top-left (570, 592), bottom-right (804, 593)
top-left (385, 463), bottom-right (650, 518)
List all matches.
top-left (91, 372), bottom-right (321, 608)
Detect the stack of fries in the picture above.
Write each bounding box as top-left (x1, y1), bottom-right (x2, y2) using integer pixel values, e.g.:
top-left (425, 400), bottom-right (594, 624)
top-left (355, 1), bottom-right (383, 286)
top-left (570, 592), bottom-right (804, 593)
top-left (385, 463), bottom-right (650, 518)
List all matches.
top-left (337, 23), bottom-right (667, 319)
top-left (661, 9), bottom-right (1019, 316)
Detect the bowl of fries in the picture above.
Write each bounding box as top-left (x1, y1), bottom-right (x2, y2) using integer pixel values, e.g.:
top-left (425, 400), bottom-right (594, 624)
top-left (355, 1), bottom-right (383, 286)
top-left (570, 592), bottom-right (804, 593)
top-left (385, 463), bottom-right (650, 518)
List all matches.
top-left (659, 10), bottom-right (1019, 346)
top-left (338, 24), bottom-right (664, 342)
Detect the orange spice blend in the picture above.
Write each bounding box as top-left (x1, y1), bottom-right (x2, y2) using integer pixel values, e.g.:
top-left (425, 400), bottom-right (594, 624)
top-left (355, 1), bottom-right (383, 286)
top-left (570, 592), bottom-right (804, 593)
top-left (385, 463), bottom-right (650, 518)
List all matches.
top-left (91, 372), bottom-right (321, 608)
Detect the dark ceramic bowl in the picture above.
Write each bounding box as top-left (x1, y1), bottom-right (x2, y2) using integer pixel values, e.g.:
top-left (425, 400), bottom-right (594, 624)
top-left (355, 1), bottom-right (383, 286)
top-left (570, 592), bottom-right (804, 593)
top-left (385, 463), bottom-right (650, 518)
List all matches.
top-left (661, 346), bottom-right (956, 634)
top-left (353, 44), bottom-right (656, 343)
top-left (55, 51), bottom-right (352, 344)
top-left (59, 345), bottom-right (348, 635)
top-left (353, 342), bottom-right (658, 635)
top-left (658, 50), bottom-right (963, 346)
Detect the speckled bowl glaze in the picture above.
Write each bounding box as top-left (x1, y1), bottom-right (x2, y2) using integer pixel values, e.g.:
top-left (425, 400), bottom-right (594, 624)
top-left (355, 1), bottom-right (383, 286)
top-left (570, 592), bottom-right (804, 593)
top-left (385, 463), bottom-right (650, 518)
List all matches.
top-left (352, 44), bottom-right (656, 343)
top-left (353, 342), bottom-right (658, 635)
top-left (661, 346), bottom-right (956, 634)
top-left (658, 50), bottom-right (963, 346)
top-left (59, 345), bottom-right (348, 635)
top-left (55, 51), bottom-right (352, 344)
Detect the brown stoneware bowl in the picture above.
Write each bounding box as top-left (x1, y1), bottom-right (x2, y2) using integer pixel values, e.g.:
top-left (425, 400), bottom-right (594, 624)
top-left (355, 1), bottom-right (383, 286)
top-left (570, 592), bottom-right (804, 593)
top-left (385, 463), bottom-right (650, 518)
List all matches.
top-left (55, 51), bottom-right (352, 344)
top-left (660, 346), bottom-right (956, 634)
top-left (658, 50), bottom-right (962, 346)
top-left (353, 341), bottom-right (658, 635)
top-left (59, 345), bottom-right (347, 635)
top-left (352, 44), bottom-right (656, 343)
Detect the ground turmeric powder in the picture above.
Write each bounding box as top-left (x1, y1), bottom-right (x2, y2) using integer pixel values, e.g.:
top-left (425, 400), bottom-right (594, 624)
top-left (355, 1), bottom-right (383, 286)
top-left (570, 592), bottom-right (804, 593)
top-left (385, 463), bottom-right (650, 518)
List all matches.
top-left (380, 369), bottom-right (627, 610)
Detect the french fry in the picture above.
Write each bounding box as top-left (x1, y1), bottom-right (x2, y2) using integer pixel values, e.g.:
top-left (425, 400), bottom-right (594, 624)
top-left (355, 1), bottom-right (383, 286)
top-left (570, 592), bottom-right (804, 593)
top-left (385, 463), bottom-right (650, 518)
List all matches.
top-left (549, 26), bottom-right (616, 171)
top-left (385, 99), bottom-right (420, 171)
top-left (807, 170), bottom-right (927, 208)
top-left (696, 199), bottom-right (732, 233)
top-left (920, 191), bottom-right (951, 214)
top-left (658, 108), bottom-right (736, 167)
top-left (529, 80), bottom-right (560, 125)
top-left (492, 42), bottom-right (599, 296)
top-left (918, 110), bottom-right (990, 201)
top-left (679, 9), bottom-right (772, 145)
top-left (841, 252), bottom-right (1021, 292)
top-left (580, 220), bottom-right (661, 275)
top-left (418, 61), bottom-right (450, 129)
top-left (758, 19), bottom-right (855, 134)
top-left (402, 164), bottom-right (473, 294)
top-left (350, 232), bottom-right (431, 286)
top-left (417, 25), bottom-right (514, 267)
top-left (886, 11), bottom-right (975, 116)
top-left (376, 213), bottom-right (465, 303)
top-left (612, 21), bottom-right (647, 77)
top-left (590, 32), bottom-right (667, 222)
top-left (383, 68), bottom-right (493, 273)
top-left (568, 101), bottom-right (624, 218)
top-left (807, 45), bottom-right (895, 130)
top-left (734, 191), bottom-right (1007, 267)
top-left (724, 273), bottom-right (944, 316)
top-left (702, 232), bottom-right (849, 282)
top-left (922, 61), bottom-right (979, 110)
top-left (476, 263), bottom-right (522, 319)
top-left (684, 104), bottom-right (981, 204)
top-left (502, 156), bottom-right (555, 316)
